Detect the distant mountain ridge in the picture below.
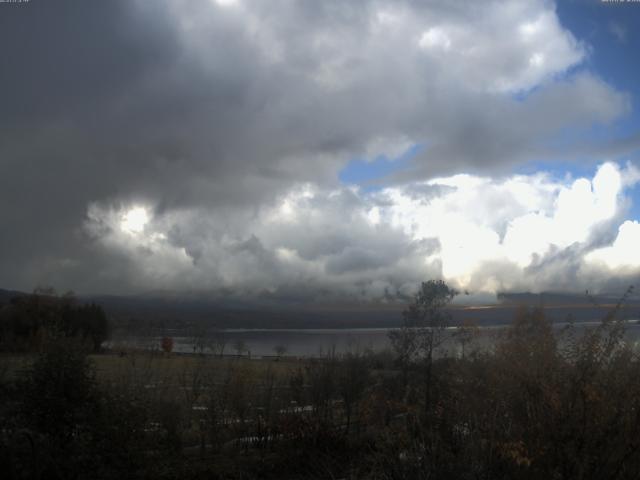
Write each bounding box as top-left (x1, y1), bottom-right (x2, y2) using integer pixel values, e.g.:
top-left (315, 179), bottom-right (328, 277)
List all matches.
top-left (0, 288), bottom-right (26, 304)
top-left (497, 291), bottom-right (640, 307)
top-left (1, 288), bottom-right (638, 330)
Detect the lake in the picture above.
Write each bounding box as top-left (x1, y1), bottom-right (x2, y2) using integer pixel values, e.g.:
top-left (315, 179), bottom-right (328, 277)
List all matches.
top-left (109, 320), bottom-right (640, 358)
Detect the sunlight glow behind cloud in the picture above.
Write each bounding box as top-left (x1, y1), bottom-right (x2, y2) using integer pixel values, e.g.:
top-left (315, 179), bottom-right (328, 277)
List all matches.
top-left (120, 207), bottom-right (150, 235)
top-left (214, 0), bottom-right (239, 7)
top-left (84, 162), bottom-right (640, 298)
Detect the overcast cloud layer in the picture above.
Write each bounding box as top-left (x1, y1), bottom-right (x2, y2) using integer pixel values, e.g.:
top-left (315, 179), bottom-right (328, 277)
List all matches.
top-left (0, 0), bottom-right (638, 299)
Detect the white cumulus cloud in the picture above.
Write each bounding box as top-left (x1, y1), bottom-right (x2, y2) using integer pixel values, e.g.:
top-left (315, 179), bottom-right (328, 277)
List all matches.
top-left (83, 162), bottom-right (640, 298)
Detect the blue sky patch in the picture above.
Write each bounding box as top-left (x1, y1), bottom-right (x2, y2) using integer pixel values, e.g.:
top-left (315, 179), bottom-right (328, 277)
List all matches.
top-left (339, 143), bottom-right (423, 190)
top-left (525, 2), bottom-right (640, 220)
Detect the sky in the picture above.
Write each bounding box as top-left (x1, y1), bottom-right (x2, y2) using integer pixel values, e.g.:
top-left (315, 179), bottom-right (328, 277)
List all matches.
top-left (0, 0), bottom-right (639, 302)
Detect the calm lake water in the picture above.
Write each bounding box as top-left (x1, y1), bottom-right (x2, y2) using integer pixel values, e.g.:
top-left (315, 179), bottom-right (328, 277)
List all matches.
top-left (111, 320), bottom-right (640, 358)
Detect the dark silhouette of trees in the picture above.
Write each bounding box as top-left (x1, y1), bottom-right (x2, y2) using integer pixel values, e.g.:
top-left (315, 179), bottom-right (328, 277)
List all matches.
top-left (7, 338), bottom-right (153, 479)
top-left (83, 304), bottom-right (109, 352)
top-left (337, 350), bottom-right (369, 434)
top-left (0, 290), bottom-right (109, 352)
top-left (3, 281), bottom-right (640, 479)
top-left (389, 280), bottom-right (458, 414)
top-left (19, 339), bottom-right (97, 441)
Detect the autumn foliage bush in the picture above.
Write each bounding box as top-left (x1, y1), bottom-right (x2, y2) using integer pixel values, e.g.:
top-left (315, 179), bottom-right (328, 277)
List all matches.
top-left (160, 336), bottom-right (174, 354)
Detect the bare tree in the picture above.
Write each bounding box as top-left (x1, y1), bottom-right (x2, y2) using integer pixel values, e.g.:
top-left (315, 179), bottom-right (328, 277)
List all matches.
top-left (209, 327), bottom-right (228, 357)
top-left (273, 344), bottom-right (287, 359)
top-left (453, 318), bottom-right (480, 360)
top-left (233, 339), bottom-right (247, 358)
top-left (189, 326), bottom-right (208, 355)
top-left (338, 351), bottom-right (369, 434)
top-left (389, 280), bottom-right (458, 415)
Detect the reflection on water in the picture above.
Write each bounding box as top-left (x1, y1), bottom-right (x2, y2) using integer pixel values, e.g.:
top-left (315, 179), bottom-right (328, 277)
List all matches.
top-left (110, 320), bottom-right (640, 358)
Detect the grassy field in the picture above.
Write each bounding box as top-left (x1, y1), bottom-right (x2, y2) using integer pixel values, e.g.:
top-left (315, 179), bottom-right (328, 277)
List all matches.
top-left (2, 351), bottom-right (304, 385)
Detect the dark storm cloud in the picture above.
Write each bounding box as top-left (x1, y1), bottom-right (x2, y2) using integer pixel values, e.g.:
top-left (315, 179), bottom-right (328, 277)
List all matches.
top-left (0, 0), bottom-right (635, 295)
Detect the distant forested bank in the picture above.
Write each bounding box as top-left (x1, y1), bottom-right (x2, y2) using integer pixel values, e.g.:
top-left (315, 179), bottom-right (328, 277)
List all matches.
top-left (2, 287), bottom-right (639, 336)
top-left (2, 282), bottom-right (640, 479)
top-left (0, 288), bottom-right (108, 353)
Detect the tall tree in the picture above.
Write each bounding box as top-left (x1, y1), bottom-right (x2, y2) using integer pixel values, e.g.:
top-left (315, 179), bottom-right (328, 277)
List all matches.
top-left (390, 280), bottom-right (458, 415)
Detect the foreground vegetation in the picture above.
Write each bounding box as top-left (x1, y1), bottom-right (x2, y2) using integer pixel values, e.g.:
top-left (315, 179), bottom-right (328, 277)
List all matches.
top-left (1, 282), bottom-right (640, 479)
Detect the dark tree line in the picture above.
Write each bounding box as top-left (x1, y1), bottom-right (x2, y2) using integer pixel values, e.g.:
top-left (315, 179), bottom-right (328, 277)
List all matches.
top-left (0, 289), bottom-right (109, 352)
